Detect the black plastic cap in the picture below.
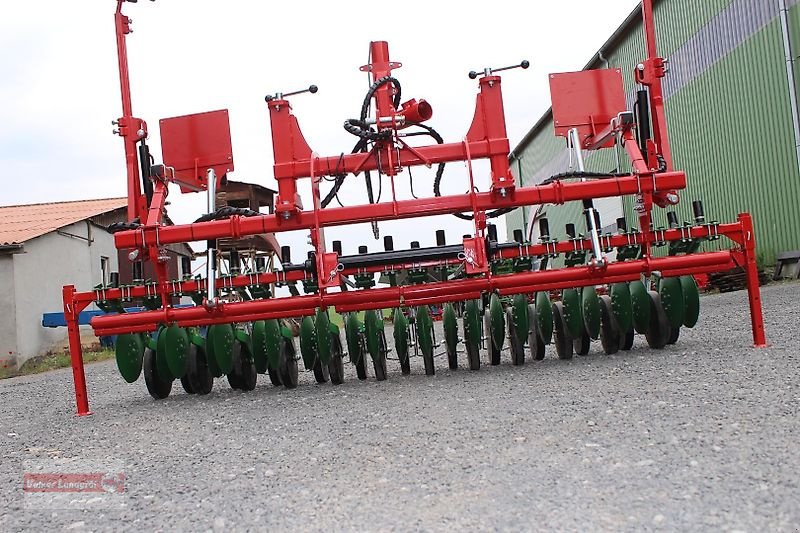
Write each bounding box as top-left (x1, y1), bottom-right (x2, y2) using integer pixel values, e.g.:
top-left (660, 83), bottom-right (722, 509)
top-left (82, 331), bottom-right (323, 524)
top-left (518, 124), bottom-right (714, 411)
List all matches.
top-left (692, 200), bottom-right (705, 222)
top-left (281, 245), bottom-right (291, 264)
top-left (616, 217), bottom-right (627, 232)
top-left (513, 229), bottom-right (524, 244)
top-left (358, 245), bottom-right (368, 254)
top-left (410, 241), bottom-right (420, 249)
top-left (383, 235), bottom-right (394, 252)
top-left (565, 223), bottom-right (576, 239)
top-left (133, 261), bottom-right (143, 281)
top-left (180, 256), bottom-right (191, 276)
top-left (667, 211), bottom-right (679, 228)
top-left (487, 224), bottom-right (498, 242)
top-left (332, 240), bottom-right (342, 255)
top-left (229, 249), bottom-right (240, 270)
top-left (539, 218), bottom-right (550, 239)
top-left (435, 230), bottom-right (446, 247)
top-left (109, 272), bottom-right (120, 288)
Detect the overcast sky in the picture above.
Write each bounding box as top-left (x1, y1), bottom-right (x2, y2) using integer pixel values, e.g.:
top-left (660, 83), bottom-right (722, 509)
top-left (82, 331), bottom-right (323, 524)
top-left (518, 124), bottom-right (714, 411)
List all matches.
top-left (0, 0), bottom-right (641, 263)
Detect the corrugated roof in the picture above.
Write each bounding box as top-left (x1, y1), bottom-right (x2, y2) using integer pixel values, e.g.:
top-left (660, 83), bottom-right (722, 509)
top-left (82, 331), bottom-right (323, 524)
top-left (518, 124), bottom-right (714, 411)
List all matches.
top-left (0, 197), bottom-right (128, 246)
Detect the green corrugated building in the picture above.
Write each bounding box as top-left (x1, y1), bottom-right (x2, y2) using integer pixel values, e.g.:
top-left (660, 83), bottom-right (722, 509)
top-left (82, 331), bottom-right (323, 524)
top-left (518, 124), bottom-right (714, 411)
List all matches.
top-left (506, 0), bottom-right (800, 265)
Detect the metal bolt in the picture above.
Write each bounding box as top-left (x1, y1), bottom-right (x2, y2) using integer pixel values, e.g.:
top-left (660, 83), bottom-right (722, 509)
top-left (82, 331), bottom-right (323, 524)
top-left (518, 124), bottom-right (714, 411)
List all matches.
top-left (282, 211), bottom-right (290, 220)
top-left (499, 188), bottom-right (507, 198)
top-left (637, 63), bottom-right (645, 71)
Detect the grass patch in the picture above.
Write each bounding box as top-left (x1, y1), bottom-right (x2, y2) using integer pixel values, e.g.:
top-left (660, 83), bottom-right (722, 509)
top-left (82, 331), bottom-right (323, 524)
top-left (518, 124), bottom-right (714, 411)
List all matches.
top-left (0, 348), bottom-right (115, 380)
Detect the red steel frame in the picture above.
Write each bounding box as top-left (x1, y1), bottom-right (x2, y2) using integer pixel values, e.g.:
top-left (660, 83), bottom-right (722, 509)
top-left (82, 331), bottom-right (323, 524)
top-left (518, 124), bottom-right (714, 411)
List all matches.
top-left (63, 0), bottom-right (766, 416)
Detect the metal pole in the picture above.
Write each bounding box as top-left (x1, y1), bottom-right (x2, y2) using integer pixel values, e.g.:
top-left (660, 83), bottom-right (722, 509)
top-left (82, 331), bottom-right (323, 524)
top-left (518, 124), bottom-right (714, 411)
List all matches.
top-left (569, 127), bottom-right (604, 264)
top-left (778, 0), bottom-right (800, 177)
top-left (206, 169), bottom-right (217, 306)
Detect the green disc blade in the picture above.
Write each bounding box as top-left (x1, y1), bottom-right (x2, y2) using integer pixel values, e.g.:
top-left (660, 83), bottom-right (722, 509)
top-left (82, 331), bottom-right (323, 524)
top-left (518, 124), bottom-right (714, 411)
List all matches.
top-left (315, 310), bottom-right (332, 365)
top-left (609, 282), bottom-right (633, 334)
top-left (581, 287), bottom-right (601, 340)
top-left (164, 325), bottom-right (189, 379)
top-left (251, 320), bottom-right (269, 374)
top-left (489, 293), bottom-right (505, 350)
top-left (442, 303), bottom-right (459, 354)
top-left (364, 310), bottom-right (383, 364)
top-left (630, 280), bottom-right (651, 334)
top-left (115, 333), bottom-right (144, 383)
top-left (209, 324), bottom-right (235, 375)
top-left (511, 294), bottom-right (529, 350)
top-left (680, 275), bottom-right (700, 328)
top-left (299, 316), bottom-right (317, 371)
top-left (535, 292), bottom-right (553, 344)
top-left (561, 288), bottom-right (583, 338)
top-left (658, 276), bottom-right (685, 329)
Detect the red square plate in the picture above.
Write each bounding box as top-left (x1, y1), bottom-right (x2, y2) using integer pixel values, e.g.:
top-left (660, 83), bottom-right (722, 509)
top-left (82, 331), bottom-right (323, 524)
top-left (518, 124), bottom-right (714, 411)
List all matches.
top-left (550, 69), bottom-right (626, 148)
top-left (160, 109), bottom-right (234, 192)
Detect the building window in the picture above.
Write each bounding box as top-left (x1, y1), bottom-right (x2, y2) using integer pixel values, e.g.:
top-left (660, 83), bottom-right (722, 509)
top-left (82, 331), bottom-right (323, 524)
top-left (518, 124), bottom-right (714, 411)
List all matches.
top-left (100, 256), bottom-right (109, 286)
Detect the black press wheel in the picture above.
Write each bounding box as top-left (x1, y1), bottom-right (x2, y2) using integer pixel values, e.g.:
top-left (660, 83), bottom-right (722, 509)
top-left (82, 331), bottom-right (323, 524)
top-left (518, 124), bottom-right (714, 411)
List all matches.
top-left (599, 295), bottom-right (621, 355)
top-left (328, 335), bottom-right (345, 385)
top-left (573, 331), bottom-right (591, 356)
top-left (279, 338), bottom-right (299, 389)
top-left (186, 344), bottom-right (214, 395)
top-left (313, 358), bottom-right (330, 384)
top-left (552, 302), bottom-right (574, 360)
top-left (528, 305), bottom-right (546, 361)
top-left (238, 343), bottom-right (257, 392)
top-left (506, 309), bottom-right (525, 366)
top-left (267, 367), bottom-right (282, 386)
top-left (226, 342), bottom-right (244, 390)
top-left (645, 291), bottom-right (671, 350)
top-left (667, 326), bottom-right (680, 345)
top-left (143, 347), bottom-right (173, 400)
top-left (621, 329), bottom-right (635, 351)
top-left (180, 374), bottom-right (195, 394)
top-left (372, 330), bottom-right (388, 381)
top-left (354, 341), bottom-right (368, 381)
top-left (484, 314), bottom-right (501, 366)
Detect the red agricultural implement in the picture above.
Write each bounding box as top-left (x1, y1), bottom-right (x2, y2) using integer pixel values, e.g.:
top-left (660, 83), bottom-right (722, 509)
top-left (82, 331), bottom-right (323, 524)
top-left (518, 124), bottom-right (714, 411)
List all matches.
top-left (62, 0), bottom-right (766, 415)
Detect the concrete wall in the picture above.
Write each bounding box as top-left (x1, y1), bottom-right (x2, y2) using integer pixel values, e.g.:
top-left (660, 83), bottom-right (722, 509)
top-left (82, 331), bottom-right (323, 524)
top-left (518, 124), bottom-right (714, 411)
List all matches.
top-left (0, 256), bottom-right (18, 365)
top-left (11, 221), bottom-right (118, 364)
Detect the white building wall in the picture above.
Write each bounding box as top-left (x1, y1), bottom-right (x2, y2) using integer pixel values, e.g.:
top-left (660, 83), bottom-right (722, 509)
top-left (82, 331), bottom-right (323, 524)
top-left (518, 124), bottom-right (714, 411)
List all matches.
top-left (0, 256), bottom-right (18, 364)
top-left (12, 221), bottom-right (119, 363)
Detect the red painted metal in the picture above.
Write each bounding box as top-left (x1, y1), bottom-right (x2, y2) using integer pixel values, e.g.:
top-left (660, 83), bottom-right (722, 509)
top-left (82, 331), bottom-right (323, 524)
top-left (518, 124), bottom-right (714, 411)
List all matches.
top-left (63, 285), bottom-right (91, 416)
top-left (113, 0), bottom-right (147, 223)
top-left (638, 0), bottom-right (673, 170)
top-left (60, 1), bottom-right (768, 414)
top-left (159, 109), bottom-right (234, 192)
top-left (549, 69), bottom-right (627, 148)
top-left (113, 171), bottom-right (687, 250)
top-left (738, 213), bottom-right (767, 347)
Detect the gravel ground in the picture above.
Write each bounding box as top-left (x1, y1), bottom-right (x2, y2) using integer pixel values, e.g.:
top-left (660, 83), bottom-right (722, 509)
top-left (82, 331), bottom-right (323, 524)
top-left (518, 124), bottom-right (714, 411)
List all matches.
top-left (0, 283), bottom-right (798, 532)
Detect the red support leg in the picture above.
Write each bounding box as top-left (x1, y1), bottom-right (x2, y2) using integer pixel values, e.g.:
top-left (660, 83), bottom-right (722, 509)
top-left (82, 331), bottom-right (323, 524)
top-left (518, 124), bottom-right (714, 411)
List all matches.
top-left (63, 285), bottom-right (92, 416)
top-left (738, 214), bottom-right (767, 347)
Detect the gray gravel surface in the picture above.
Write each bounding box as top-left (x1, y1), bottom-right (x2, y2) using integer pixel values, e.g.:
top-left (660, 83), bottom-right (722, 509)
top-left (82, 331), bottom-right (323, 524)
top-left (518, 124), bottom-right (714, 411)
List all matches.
top-left (1, 283), bottom-right (798, 532)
